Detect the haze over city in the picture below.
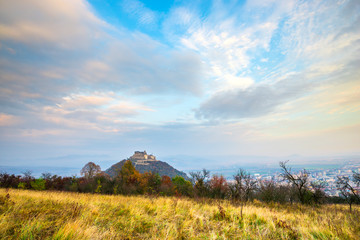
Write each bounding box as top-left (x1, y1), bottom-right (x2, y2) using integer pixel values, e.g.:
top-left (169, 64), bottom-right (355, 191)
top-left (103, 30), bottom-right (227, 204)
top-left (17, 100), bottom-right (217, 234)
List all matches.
top-left (0, 0), bottom-right (359, 172)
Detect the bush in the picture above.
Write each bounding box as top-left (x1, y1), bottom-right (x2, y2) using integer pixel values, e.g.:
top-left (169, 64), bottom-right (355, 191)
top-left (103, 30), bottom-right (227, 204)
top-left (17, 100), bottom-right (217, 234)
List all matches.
top-left (18, 182), bottom-right (26, 189)
top-left (30, 178), bottom-right (46, 191)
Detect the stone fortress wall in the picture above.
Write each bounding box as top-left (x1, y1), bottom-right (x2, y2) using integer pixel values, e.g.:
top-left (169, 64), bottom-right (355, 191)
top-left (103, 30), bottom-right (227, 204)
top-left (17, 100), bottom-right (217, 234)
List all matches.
top-left (130, 151), bottom-right (157, 166)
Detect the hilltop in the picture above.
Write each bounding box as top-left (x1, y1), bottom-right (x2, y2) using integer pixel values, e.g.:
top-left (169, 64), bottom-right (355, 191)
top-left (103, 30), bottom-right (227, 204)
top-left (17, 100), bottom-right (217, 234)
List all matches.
top-left (105, 151), bottom-right (188, 179)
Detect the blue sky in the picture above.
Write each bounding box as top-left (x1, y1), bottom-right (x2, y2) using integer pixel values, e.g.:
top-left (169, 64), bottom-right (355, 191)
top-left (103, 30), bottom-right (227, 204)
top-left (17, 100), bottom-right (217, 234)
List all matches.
top-left (0, 0), bottom-right (359, 169)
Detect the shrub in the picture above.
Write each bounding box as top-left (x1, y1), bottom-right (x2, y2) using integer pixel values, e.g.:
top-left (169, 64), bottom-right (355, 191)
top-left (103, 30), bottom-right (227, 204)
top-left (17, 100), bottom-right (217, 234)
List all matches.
top-left (30, 178), bottom-right (46, 191)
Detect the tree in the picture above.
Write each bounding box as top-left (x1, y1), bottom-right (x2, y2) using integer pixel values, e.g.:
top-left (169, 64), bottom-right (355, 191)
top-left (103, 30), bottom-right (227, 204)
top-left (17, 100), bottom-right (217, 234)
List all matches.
top-left (209, 175), bottom-right (228, 199)
top-left (159, 175), bottom-right (174, 195)
top-left (0, 172), bottom-right (21, 188)
top-left (80, 162), bottom-right (101, 179)
top-left (310, 181), bottom-right (326, 204)
top-left (41, 172), bottom-right (52, 180)
top-left (279, 161), bottom-right (311, 204)
top-left (116, 160), bottom-right (141, 194)
top-left (190, 169), bottom-right (210, 197)
top-left (336, 173), bottom-right (360, 212)
top-left (140, 171), bottom-right (161, 194)
top-left (172, 176), bottom-right (193, 197)
top-left (41, 172), bottom-right (53, 189)
top-left (117, 160), bottom-right (140, 184)
top-left (230, 168), bottom-right (257, 219)
top-left (258, 178), bottom-right (289, 203)
top-left (21, 170), bottom-right (34, 189)
top-left (231, 169), bottom-right (257, 202)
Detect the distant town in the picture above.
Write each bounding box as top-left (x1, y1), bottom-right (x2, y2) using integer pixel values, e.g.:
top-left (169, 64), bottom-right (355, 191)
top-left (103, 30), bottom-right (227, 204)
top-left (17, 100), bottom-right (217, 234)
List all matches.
top-left (215, 159), bottom-right (360, 197)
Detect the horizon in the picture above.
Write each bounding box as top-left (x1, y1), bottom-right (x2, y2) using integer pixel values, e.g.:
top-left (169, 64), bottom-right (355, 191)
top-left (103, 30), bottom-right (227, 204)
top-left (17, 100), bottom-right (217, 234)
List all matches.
top-left (1, 151), bottom-right (359, 179)
top-left (1, 0), bottom-right (360, 169)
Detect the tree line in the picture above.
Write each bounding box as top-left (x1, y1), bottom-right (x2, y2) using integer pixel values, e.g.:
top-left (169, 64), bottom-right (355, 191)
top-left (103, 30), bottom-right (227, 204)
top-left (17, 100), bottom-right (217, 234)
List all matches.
top-left (1, 160), bottom-right (359, 210)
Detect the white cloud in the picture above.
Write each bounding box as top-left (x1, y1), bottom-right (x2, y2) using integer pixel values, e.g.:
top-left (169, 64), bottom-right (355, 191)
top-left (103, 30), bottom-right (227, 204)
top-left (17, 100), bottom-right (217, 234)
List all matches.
top-left (193, 0), bottom-right (360, 121)
top-left (168, 1), bottom-right (296, 97)
top-left (0, 0), bottom-right (107, 49)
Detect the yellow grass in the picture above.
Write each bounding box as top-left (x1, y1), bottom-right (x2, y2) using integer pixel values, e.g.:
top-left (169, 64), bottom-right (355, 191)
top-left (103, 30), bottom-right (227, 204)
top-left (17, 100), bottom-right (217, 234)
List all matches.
top-left (0, 189), bottom-right (359, 239)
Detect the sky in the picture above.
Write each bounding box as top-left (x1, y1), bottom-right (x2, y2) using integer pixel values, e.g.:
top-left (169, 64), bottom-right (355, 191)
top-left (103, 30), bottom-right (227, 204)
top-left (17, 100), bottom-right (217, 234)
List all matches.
top-left (0, 0), bottom-right (359, 170)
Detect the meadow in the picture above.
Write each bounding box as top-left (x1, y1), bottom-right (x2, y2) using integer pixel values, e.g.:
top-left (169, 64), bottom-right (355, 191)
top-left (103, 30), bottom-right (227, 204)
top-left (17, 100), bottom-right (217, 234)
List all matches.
top-left (0, 189), bottom-right (359, 239)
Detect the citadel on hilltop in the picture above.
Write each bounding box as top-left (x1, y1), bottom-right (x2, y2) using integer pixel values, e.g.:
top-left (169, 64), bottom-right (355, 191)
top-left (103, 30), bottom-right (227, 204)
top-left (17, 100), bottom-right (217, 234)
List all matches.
top-left (105, 150), bottom-right (189, 179)
top-left (129, 151), bottom-right (157, 166)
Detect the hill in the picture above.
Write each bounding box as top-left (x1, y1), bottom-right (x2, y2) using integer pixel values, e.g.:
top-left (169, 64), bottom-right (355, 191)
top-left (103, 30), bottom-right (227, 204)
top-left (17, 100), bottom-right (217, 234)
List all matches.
top-left (1, 189), bottom-right (359, 239)
top-left (105, 151), bottom-right (188, 179)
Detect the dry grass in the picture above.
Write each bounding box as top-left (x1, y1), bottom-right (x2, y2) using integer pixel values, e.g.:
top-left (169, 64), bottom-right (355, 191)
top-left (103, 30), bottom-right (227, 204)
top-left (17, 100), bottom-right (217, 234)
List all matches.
top-left (0, 189), bottom-right (359, 239)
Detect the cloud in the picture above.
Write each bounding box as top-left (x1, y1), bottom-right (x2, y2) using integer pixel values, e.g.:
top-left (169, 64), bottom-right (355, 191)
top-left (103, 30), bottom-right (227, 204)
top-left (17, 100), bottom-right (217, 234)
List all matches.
top-left (0, 0), bottom-right (204, 121)
top-left (0, 0), bottom-right (107, 49)
top-left (121, 0), bottom-right (159, 25)
top-left (163, 0), bottom-right (298, 96)
top-left (0, 113), bottom-right (19, 126)
top-left (196, 57), bottom-right (360, 120)
top-left (39, 92), bottom-right (154, 133)
top-left (195, 72), bottom-right (312, 119)
top-left (79, 34), bottom-right (204, 94)
top-left (194, 0), bottom-right (360, 120)
top-left (0, 0), bottom-right (206, 155)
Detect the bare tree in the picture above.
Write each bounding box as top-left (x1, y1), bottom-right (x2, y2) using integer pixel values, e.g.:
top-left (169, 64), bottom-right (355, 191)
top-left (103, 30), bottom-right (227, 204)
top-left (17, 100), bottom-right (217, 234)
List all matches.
top-left (22, 170), bottom-right (33, 180)
top-left (279, 161), bottom-right (311, 204)
top-left (80, 162), bottom-right (101, 179)
top-left (232, 169), bottom-right (257, 202)
top-left (230, 169), bottom-right (257, 219)
top-left (41, 172), bottom-right (52, 180)
top-left (336, 173), bottom-right (360, 212)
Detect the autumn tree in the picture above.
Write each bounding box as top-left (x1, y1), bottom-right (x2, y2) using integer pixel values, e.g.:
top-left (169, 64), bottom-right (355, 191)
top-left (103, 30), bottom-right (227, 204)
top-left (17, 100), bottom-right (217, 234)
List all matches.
top-left (209, 175), bottom-right (228, 199)
top-left (140, 171), bottom-right (161, 194)
top-left (117, 160), bottom-right (140, 184)
top-left (80, 162), bottom-right (101, 179)
top-left (115, 160), bottom-right (141, 194)
top-left (159, 175), bottom-right (174, 195)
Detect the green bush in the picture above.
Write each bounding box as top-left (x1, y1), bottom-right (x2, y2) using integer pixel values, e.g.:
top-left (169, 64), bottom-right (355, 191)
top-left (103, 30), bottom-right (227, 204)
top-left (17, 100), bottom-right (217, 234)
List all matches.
top-left (17, 182), bottom-right (26, 189)
top-left (30, 178), bottom-right (46, 191)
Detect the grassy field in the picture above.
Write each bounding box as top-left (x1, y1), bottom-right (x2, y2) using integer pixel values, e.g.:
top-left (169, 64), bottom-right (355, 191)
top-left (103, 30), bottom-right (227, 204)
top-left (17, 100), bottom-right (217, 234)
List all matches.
top-left (0, 189), bottom-right (359, 239)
